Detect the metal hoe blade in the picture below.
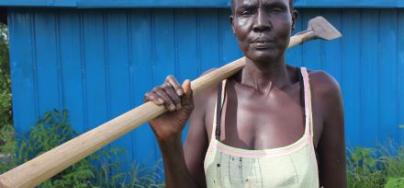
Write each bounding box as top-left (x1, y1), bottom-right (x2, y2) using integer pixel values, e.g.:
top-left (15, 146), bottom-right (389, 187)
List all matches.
top-left (308, 16), bottom-right (342, 40)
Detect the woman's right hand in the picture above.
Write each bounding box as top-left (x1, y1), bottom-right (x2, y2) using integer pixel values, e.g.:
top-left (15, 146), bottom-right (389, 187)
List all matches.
top-left (144, 75), bottom-right (194, 142)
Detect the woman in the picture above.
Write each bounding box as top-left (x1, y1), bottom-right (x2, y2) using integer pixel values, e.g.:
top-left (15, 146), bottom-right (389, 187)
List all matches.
top-left (144, 0), bottom-right (346, 187)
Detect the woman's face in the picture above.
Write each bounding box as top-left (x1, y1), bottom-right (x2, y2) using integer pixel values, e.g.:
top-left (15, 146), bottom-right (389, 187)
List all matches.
top-left (231, 0), bottom-right (295, 63)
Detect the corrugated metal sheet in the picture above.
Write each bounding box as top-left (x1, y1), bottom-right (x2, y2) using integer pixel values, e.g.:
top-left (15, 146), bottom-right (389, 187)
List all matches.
top-left (7, 8), bottom-right (404, 166)
top-left (1, 0), bottom-right (404, 8)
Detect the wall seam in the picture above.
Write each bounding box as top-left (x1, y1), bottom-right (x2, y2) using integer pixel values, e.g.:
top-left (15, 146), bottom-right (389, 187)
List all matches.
top-left (126, 9), bottom-right (135, 161)
top-left (174, 9), bottom-right (179, 78)
top-left (103, 12), bottom-right (111, 120)
top-left (377, 9), bottom-right (381, 144)
top-left (31, 11), bottom-right (40, 119)
top-left (196, 9), bottom-right (202, 75)
top-left (79, 12), bottom-right (88, 130)
top-left (55, 11), bottom-right (65, 110)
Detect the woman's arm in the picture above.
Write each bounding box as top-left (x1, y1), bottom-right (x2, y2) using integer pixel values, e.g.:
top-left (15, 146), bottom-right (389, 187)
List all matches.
top-left (160, 93), bottom-right (210, 188)
top-left (313, 72), bottom-right (347, 188)
top-left (145, 75), bottom-right (210, 188)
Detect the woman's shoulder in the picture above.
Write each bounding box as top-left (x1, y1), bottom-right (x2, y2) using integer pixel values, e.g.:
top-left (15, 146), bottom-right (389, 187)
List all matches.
top-left (305, 69), bottom-right (345, 148)
top-left (306, 69), bottom-right (342, 98)
top-left (192, 68), bottom-right (221, 116)
top-left (306, 69), bottom-right (344, 128)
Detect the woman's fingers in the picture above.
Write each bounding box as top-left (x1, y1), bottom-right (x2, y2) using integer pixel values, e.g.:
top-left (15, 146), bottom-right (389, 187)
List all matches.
top-left (144, 92), bottom-right (164, 105)
top-left (154, 86), bottom-right (177, 112)
top-left (181, 80), bottom-right (194, 109)
top-left (161, 83), bottom-right (182, 110)
top-left (145, 75), bottom-right (190, 112)
top-left (166, 75), bottom-right (184, 96)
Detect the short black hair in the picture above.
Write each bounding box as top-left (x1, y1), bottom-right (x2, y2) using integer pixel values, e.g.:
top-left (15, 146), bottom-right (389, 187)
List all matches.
top-left (231, 0), bottom-right (294, 14)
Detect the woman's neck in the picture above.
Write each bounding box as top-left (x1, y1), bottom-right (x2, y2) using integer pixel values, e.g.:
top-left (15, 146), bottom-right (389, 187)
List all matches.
top-left (237, 57), bottom-right (292, 94)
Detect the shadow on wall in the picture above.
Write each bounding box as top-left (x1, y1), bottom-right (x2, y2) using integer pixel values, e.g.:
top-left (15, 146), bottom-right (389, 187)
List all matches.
top-left (0, 9), bottom-right (6, 24)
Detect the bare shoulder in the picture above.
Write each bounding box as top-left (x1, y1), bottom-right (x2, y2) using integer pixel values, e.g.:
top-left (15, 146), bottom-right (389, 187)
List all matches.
top-left (192, 68), bottom-right (219, 110)
top-left (308, 70), bottom-right (342, 98)
top-left (191, 68), bottom-right (221, 127)
top-left (307, 70), bottom-right (344, 145)
top-left (308, 69), bottom-right (343, 114)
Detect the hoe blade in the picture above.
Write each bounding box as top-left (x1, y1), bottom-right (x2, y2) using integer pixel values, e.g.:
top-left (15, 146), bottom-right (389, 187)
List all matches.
top-left (309, 16), bottom-right (342, 40)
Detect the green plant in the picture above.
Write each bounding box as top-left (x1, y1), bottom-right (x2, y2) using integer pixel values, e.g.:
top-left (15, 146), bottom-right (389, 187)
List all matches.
top-left (347, 146), bottom-right (404, 188)
top-left (0, 110), bottom-right (95, 187)
top-left (381, 147), bottom-right (404, 179)
top-left (126, 160), bottom-right (164, 188)
top-left (347, 148), bottom-right (385, 188)
top-left (385, 177), bottom-right (404, 188)
top-left (0, 110), bottom-right (164, 187)
top-left (0, 22), bottom-right (12, 152)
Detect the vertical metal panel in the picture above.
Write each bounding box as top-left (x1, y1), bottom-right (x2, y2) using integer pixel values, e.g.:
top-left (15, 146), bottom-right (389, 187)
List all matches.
top-left (8, 8), bottom-right (404, 169)
top-left (341, 10), bottom-right (361, 146)
top-left (196, 9), bottom-right (221, 70)
top-left (34, 12), bottom-right (62, 116)
top-left (8, 10), bottom-right (39, 134)
top-left (59, 11), bottom-right (85, 133)
top-left (82, 11), bottom-right (108, 131)
top-left (105, 11), bottom-right (133, 164)
top-left (399, 11), bottom-right (404, 143)
top-left (379, 10), bottom-right (399, 145)
top-left (360, 10), bottom-right (380, 147)
top-left (128, 9), bottom-right (158, 166)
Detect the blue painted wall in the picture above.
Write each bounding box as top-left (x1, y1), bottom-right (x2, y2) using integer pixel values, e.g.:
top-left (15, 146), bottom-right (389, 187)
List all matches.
top-left (6, 8), bottom-right (404, 167)
top-left (1, 0), bottom-right (404, 8)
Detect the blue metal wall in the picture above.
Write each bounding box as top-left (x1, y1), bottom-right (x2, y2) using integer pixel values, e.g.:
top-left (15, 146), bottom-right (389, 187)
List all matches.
top-left (1, 0), bottom-right (404, 8)
top-left (7, 8), bottom-right (404, 166)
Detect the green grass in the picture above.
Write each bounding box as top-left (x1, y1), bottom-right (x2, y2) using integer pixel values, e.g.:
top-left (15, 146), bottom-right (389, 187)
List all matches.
top-left (347, 146), bottom-right (404, 188)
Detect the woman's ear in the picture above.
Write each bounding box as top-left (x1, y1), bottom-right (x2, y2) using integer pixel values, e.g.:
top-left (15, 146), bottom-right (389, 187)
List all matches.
top-left (291, 10), bottom-right (299, 32)
top-left (230, 15), bottom-right (236, 34)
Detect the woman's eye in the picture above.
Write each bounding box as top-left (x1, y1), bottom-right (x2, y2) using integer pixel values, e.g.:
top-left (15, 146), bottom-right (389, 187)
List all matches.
top-left (271, 7), bottom-right (284, 13)
top-left (238, 8), bottom-right (254, 16)
top-left (240, 10), bottom-right (251, 15)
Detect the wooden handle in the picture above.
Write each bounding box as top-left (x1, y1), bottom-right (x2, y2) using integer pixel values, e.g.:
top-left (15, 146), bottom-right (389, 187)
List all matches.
top-left (288, 30), bottom-right (315, 47)
top-left (0, 33), bottom-right (314, 188)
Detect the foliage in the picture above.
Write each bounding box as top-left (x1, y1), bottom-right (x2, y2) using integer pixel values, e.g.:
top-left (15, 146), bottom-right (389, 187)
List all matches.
top-left (347, 148), bottom-right (385, 188)
top-left (0, 22), bottom-right (12, 151)
top-left (0, 110), bottom-right (164, 187)
top-left (347, 146), bottom-right (404, 188)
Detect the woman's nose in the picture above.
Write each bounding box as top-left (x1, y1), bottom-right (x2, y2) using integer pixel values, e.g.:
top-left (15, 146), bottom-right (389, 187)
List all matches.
top-left (253, 9), bottom-right (272, 32)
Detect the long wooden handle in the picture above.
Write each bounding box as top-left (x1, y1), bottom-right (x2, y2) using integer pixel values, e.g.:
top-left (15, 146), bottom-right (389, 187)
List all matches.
top-left (0, 32), bottom-right (313, 188)
top-left (288, 30), bottom-right (315, 47)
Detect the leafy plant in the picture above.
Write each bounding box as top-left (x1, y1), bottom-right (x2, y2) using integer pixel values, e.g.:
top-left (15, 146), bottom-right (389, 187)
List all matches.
top-left (347, 146), bottom-right (404, 188)
top-left (0, 22), bottom-right (12, 152)
top-left (347, 148), bottom-right (385, 188)
top-left (0, 110), bottom-right (95, 187)
top-left (0, 110), bottom-right (164, 187)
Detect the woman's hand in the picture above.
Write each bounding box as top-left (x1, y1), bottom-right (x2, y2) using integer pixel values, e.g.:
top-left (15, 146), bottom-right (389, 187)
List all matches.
top-left (144, 75), bottom-right (194, 142)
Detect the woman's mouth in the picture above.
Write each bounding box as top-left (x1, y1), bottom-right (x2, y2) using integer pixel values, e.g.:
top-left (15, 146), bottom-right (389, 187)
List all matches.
top-left (251, 41), bottom-right (275, 49)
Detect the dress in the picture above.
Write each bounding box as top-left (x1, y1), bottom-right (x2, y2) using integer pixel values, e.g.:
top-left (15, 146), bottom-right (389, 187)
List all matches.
top-left (203, 67), bottom-right (320, 188)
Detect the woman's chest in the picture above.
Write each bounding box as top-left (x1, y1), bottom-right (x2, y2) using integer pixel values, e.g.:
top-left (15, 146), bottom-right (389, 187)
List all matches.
top-left (204, 86), bottom-right (322, 149)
